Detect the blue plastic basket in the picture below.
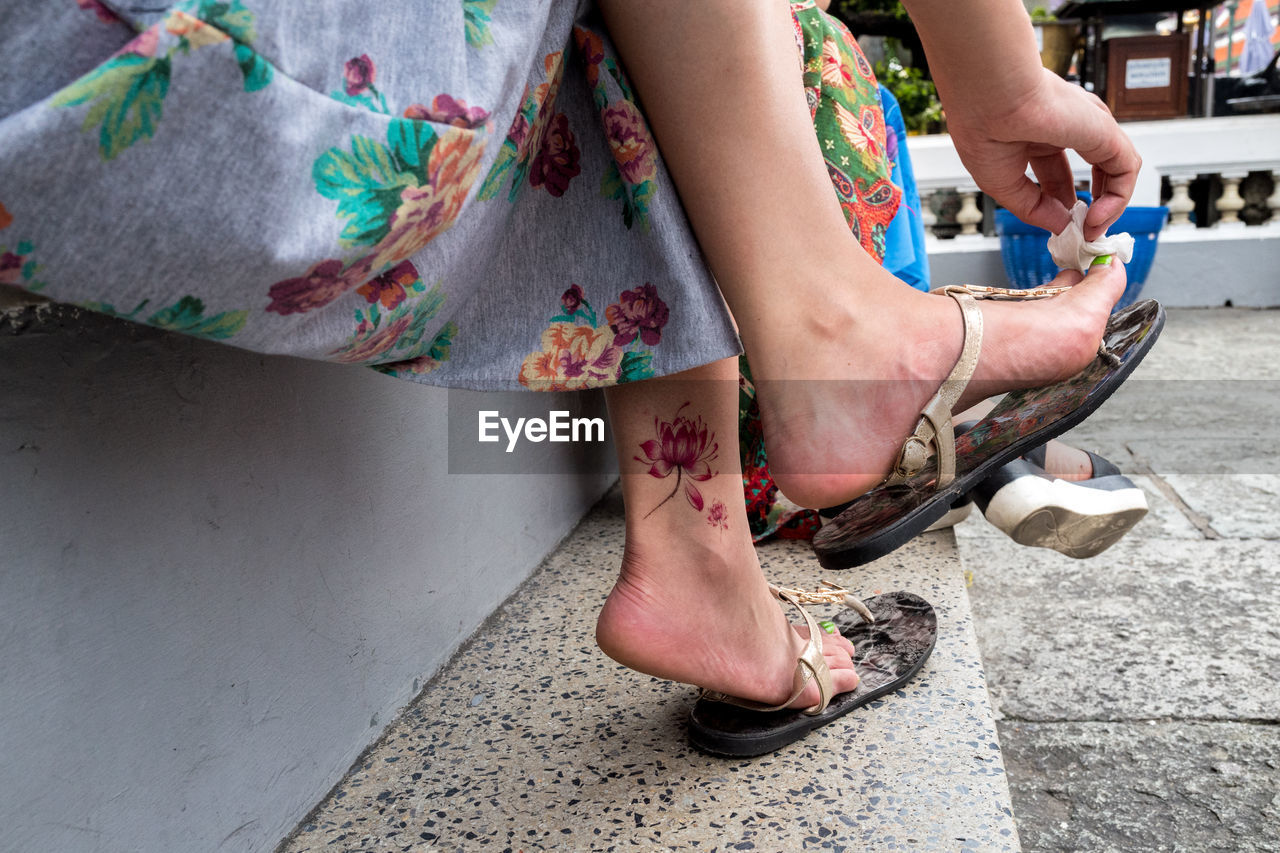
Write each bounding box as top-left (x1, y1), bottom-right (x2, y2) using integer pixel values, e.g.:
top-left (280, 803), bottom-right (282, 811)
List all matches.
top-left (994, 203), bottom-right (1168, 310)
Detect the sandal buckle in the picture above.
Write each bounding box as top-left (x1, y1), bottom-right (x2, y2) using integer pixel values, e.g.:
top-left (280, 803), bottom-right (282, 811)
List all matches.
top-left (895, 436), bottom-right (929, 478)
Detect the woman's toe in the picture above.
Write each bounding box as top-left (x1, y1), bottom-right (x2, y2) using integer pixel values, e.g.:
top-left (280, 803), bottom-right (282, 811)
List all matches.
top-left (830, 666), bottom-right (860, 694)
top-left (796, 624), bottom-right (856, 656)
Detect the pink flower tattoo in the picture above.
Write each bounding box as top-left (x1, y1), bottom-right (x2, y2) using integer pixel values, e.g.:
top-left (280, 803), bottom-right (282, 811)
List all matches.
top-left (707, 500), bottom-right (728, 531)
top-left (635, 402), bottom-right (718, 518)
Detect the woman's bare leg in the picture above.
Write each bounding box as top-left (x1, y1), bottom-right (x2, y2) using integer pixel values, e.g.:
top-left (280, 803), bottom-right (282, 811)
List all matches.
top-left (597, 358), bottom-right (859, 707)
top-left (597, 0), bottom-right (1126, 508)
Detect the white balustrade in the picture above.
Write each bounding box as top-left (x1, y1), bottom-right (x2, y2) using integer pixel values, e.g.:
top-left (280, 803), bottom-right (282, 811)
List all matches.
top-left (909, 114), bottom-right (1280, 237)
top-left (1167, 174), bottom-right (1196, 227)
top-left (955, 188), bottom-right (984, 237)
top-left (920, 188), bottom-right (937, 233)
top-left (1216, 172), bottom-right (1247, 226)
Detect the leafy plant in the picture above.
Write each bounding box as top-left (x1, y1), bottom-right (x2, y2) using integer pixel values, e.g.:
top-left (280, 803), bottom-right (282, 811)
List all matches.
top-left (832, 0), bottom-right (910, 21)
top-left (829, 1), bottom-right (941, 133)
top-left (875, 49), bottom-right (943, 134)
top-left (1030, 6), bottom-right (1058, 22)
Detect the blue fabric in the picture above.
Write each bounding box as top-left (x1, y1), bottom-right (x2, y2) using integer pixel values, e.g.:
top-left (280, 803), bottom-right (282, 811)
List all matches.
top-left (877, 85), bottom-right (930, 291)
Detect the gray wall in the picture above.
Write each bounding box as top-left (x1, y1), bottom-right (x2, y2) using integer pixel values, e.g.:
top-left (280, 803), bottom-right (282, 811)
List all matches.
top-left (0, 301), bottom-right (614, 852)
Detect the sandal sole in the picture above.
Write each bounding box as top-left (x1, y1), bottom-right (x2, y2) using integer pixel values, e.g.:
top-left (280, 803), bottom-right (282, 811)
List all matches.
top-left (923, 499), bottom-right (974, 532)
top-left (688, 591), bottom-right (936, 757)
top-left (811, 299), bottom-right (1165, 570)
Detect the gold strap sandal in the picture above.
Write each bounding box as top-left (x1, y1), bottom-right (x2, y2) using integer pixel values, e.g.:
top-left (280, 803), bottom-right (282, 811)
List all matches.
top-left (813, 291), bottom-right (1165, 570)
top-left (884, 282), bottom-right (1118, 491)
top-left (698, 582), bottom-right (874, 716)
top-left (689, 587), bottom-right (940, 757)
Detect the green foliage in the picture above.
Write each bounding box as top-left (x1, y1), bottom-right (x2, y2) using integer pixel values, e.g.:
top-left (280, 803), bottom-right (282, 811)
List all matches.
top-left (424, 321), bottom-right (457, 362)
top-left (54, 2), bottom-right (271, 158)
top-left (619, 351), bottom-right (655, 383)
top-left (600, 162), bottom-right (624, 204)
top-left (192, 0), bottom-right (256, 43)
top-left (1030, 6), bottom-right (1058, 22)
top-left (476, 142), bottom-right (518, 202)
top-left (832, 0), bottom-right (910, 20)
top-left (395, 284), bottom-right (448, 354)
top-left (600, 163), bottom-right (654, 232)
top-left (312, 128), bottom-right (426, 247)
top-left (53, 54), bottom-right (171, 160)
top-left (147, 295), bottom-right (248, 338)
top-left (387, 118), bottom-right (438, 173)
top-left (82, 295), bottom-right (248, 339)
top-left (463, 0), bottom-right (497, 48)
top-left (829, 2), bottom-right (941, 133)
top-left (234, 44), bottom-right (273, 92)
top-left (875, 50), bottom-right (943, 134)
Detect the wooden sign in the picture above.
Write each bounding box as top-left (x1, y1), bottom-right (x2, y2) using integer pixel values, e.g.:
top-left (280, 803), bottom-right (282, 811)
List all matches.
top-left (1106, 34), bottom-right (1190, 120)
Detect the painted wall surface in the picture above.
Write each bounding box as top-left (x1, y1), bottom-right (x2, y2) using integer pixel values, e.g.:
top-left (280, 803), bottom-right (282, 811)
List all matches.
top-left (0, 304), bottom-right (615, 852)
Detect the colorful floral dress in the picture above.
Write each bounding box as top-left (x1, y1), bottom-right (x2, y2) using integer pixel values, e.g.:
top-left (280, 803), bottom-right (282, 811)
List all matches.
top-left (0, 0), bottom-right (738, 389)
top-left (3, 2), bottom-right (897, 542)
top-left (741, 2), bottom-right (901, 542)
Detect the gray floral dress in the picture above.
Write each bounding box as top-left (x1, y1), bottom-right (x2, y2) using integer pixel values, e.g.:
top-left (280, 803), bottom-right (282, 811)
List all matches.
top-left (0, 0), bottom-right (740, 390)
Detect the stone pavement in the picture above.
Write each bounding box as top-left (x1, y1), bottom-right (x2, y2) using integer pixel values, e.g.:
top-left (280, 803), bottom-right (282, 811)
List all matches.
top-left (959, 307), bottom-right (1280, 852)
top-left (278, 308), bottom-right (1278, 852)
top-left (280, 511), bottom-right (1017, 852)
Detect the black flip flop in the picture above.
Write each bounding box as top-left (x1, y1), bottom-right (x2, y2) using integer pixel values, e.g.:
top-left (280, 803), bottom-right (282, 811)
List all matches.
top-left (811, 298), bottom-right (1165, 570)
top-left (688, 591), bottom-right (937, 757)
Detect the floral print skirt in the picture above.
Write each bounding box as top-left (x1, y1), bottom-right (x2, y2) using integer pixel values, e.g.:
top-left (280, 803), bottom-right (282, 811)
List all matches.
top-left (0, 0), bottom-right (739, 389)
top-left (3, 2), bottom-right (896, 541)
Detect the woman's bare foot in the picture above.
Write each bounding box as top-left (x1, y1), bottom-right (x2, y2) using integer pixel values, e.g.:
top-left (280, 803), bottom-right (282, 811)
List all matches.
top-left (596, 0), bottom-right (1131, 510)
top-left (601, 361), bottom-right (859, 710)
top-left (750, 261), bottom-right (1128, 508)
top-left (596, 535), bottom-right (860, 710)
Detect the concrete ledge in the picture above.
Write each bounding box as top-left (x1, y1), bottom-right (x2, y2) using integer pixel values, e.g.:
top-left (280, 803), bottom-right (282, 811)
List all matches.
top-left (1, 304), bottom-right (613, 852)
top-left (926, 227), bottom-right (1280, 307)
top-left (282, 491), bottom-right (1020, 852)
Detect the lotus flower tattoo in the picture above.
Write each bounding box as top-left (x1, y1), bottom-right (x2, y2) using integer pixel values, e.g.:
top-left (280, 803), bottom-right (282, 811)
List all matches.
top-left (636, 402), bottom-right (719, 518)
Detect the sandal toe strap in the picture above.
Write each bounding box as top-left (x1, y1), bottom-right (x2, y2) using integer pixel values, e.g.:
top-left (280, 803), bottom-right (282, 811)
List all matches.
top-left (698, 588), bottom-right (835, 717)
top-left (935, 283), bottom-right (1072, 301)
top-left (785, 590), bottom-right (834, 715)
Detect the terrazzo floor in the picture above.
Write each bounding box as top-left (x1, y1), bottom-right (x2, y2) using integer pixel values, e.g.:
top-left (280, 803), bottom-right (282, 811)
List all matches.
top-left (280, 490), bottom-right (1019, 852)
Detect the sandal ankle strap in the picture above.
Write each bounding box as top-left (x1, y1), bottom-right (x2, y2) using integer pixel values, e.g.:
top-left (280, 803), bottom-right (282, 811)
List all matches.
top-left (888, 281), bottom-right (1111, 489)
top-left (884, 288), bottom-right (983, 488)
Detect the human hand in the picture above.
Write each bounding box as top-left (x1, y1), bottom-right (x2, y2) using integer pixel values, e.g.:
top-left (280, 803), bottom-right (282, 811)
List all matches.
top-left (944, 68), bottom-right (1141, 240)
